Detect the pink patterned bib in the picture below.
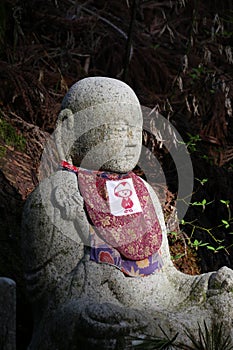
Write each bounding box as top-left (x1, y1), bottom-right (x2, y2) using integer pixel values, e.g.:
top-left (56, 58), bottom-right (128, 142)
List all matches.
top-left (74, 167), bottom-right (162, 261)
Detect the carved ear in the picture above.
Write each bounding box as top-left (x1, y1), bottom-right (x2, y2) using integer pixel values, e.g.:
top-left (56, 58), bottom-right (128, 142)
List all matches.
top-left (56, 108), bottom-right (74, 130)
top-left (55, 108), bottom-right (74, 162)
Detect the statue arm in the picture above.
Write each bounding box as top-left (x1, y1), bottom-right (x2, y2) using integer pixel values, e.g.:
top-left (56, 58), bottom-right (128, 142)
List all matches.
top-left (21, 170), bottom-right (89, 302)
top-left (52, 170), bottom-right (90, 244)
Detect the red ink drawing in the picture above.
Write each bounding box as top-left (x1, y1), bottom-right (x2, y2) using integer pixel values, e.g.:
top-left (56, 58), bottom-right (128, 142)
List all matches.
top-left (114, 181), bottom-right (134, 213)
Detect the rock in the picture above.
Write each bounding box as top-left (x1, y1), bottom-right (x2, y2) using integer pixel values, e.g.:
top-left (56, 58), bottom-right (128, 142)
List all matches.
top-left (0, 277), bottom-right (16, 350)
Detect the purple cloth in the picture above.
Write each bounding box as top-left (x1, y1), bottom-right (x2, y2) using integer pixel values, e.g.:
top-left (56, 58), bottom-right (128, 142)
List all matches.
top-left (90, 227), bottom-right (163, 277)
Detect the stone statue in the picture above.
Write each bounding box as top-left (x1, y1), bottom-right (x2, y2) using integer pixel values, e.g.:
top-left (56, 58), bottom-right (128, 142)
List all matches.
top-left (21, 77), bottom-right (233, 350)
top-left (0, 277), bottom-right (16, 350)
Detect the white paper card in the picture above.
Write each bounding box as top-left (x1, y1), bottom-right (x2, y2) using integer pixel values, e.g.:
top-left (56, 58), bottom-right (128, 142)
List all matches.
top-left (106, 178), bottom-right (142, 216)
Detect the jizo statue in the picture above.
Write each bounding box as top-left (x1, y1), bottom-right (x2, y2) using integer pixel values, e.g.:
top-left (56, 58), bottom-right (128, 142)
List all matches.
top-left (21, 77), bottom-right (233, 349)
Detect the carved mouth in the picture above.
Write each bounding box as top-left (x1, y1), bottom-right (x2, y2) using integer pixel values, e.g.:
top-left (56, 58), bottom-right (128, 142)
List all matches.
top-left (125, 154), bottom-right (135, 160)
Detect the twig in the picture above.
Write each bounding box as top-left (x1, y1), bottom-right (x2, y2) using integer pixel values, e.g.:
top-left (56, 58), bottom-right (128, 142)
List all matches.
top-left (123, 0), bottom-right (138, 82)
top-left (67, 1), bottom-right (134, 77)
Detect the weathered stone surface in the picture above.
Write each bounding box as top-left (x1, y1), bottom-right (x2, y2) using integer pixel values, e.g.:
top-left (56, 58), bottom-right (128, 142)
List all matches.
top-left (0, 277), bottom-right (16, 350)
top-left (21, 77), bottom-right (233, 349)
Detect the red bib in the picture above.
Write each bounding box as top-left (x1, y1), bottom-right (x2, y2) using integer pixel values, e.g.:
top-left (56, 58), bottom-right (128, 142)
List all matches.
top-left (77, 168), bottom-right (162, 261)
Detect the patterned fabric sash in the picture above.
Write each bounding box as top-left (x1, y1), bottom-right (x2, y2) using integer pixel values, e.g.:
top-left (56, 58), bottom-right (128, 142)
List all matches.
top-left (89, 226), bottom-right (163, 277)
top-left (60, 161), bottom-right (163, 276)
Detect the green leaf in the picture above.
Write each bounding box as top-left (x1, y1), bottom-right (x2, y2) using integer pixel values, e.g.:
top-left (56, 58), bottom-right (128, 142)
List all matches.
top-left (220, 200), bottom-right (230, 206)
top-left (207, 246), bottom-right (216, 251)
top-left (221, 220), bottom-right (230, 228)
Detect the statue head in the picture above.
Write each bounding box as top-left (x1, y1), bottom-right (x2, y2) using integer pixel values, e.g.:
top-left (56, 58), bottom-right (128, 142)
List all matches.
top-left (56, 77), bottom-right (143, 173)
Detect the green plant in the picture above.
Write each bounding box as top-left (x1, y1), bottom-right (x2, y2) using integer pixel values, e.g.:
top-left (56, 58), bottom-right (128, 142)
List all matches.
top-left (220, 199), bottom-right (231, 221)
top-left (195, 177), bottom-right (208, 186)
top-left (0, 144), bottom-right (6, 158)
top-left (180, 216), bottom-right (233, 254)
top-left (189, 66), bottom-right (213, 81)
top-left (178, 175), bottom-right (233, 255)
top-left (180, 321), bottom-right (233, 350)
top-left (184, 133), bottom-right (202, 152)
top-left (191, 239), bottom-right (209, 250)
top-left (171, 252), bottom-right (186, 261)
top-left (206, 244), bottom-right (225, 253)
top-left (126, 321), bottom-right (233, 350)
top-left (0, 117), bottom-right (26, 152)
top-left (128, 328), bottom-right (178, 349)
top-left (191, 198), bottom-right (213, 212)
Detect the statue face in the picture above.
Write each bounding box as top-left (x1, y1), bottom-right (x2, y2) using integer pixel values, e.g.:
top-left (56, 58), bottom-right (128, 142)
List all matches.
top-left (71, 122), bottom-right (142, 173)
top-left (59, 77), bottom-right (143, 172)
